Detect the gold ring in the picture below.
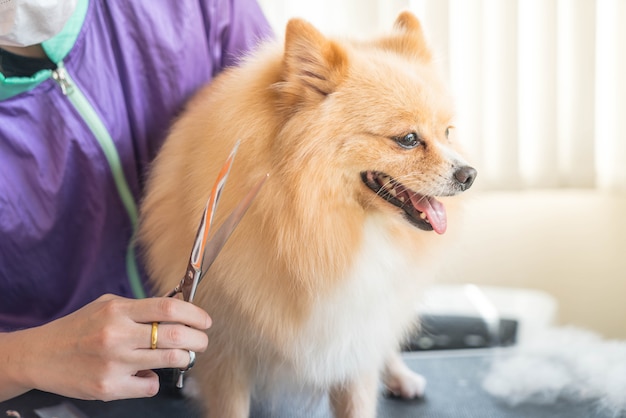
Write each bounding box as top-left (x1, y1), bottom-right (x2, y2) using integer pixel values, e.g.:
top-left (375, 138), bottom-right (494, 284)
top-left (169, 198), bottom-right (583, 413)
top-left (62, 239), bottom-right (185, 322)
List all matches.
top-left (150, 322), bottom-right (159, 349)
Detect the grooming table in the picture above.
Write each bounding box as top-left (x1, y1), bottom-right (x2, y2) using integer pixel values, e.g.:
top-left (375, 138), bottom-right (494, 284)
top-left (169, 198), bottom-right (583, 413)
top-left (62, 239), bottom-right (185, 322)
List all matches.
top-left (1, 349), bottom-right (613, 418)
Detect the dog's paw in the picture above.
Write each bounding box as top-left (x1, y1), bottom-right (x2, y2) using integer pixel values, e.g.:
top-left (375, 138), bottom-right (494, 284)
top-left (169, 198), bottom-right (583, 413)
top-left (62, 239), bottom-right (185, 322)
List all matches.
top-left (383, 351), bottom-right (427, 399)
top-left (383, 365), bottom-right (426, 399)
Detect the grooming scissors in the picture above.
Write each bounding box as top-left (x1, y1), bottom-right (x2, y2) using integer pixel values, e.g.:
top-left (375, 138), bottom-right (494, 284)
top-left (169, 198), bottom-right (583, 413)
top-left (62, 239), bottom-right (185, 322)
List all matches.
top-left (164, 140), bottom-right (268, 387)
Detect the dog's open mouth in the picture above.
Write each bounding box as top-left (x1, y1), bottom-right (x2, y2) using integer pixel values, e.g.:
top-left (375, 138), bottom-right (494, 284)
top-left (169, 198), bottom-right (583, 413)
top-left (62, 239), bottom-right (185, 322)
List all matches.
top-left (361, 171), bottom-right (447, 234)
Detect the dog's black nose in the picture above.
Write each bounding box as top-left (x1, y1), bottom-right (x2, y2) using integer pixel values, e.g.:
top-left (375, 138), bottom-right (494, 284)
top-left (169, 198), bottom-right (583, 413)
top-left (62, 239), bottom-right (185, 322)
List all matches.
top-left (454, 166), bottom-right (477, 190)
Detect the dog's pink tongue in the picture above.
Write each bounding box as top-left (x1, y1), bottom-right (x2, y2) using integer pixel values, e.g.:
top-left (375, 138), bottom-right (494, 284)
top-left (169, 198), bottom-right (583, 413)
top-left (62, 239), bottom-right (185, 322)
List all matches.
top-left (409, 194), bottom-right (447, 234)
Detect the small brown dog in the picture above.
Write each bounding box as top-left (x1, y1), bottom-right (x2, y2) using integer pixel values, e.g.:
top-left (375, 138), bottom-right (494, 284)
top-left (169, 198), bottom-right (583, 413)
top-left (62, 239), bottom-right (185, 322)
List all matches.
top-left (139, 11), bottom-right (476, 418)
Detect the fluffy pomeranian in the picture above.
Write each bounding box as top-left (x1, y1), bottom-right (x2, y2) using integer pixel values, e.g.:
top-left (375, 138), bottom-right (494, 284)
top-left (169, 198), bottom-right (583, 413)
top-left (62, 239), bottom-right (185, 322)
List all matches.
top-left (138, 11), bottom-right (476, 418)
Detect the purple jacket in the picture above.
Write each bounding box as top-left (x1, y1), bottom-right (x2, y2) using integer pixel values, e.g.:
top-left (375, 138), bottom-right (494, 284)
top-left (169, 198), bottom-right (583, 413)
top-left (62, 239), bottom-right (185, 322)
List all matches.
top-left (0, 0), bottom-right (272, 331)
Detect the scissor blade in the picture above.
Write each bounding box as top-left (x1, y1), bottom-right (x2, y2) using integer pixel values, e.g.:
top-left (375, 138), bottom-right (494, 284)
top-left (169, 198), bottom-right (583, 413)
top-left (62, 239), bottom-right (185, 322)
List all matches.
top-left (188, 140), bottom-right (241, 271)
top-left (198, 173), bottom-right (269, 283)
top-left (179, 141), bottom-right (241, 302)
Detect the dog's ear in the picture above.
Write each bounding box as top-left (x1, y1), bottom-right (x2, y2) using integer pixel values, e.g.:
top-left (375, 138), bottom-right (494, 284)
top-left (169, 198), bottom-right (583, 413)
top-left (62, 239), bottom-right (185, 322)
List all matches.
top-left (384, 11), bottom-right (432, 62)
top-left (276, 18), bottom-right (348, 109)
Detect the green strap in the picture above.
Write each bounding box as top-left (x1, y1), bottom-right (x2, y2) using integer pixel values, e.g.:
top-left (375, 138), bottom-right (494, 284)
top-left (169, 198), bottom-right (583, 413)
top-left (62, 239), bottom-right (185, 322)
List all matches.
top-left (56, 62), bottom-right (146, 299)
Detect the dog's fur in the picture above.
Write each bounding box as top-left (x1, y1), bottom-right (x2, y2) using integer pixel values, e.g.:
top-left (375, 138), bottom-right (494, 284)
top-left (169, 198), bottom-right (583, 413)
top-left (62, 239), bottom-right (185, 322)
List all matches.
top-left (138, 12), bottom-right (476, 418)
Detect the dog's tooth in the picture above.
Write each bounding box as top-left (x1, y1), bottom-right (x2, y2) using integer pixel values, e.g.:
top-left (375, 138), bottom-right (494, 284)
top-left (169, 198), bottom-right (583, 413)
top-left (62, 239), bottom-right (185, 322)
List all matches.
top-left (389, 188), bottom-right (397, 197)
top-left (419, 212), bottom-right (427, 220)
top-left (398, 195), bottom-right (405, 202)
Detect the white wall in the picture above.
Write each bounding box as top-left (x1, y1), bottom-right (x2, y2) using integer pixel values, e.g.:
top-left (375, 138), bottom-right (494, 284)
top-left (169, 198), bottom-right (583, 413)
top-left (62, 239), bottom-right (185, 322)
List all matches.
top-left (439, 190), bottom-right (626, 339)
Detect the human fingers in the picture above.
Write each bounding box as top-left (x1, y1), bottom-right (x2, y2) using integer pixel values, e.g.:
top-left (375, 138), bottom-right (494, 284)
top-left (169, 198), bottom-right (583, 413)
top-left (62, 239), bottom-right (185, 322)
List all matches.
top-left (86, 369), bottom-right (161, 401)
top-left (127, 297), bottom-right (212, 331)
top-left (132, 347), bottom-right (197, 372)
top-left (137, 322), bottom-right (209, 353)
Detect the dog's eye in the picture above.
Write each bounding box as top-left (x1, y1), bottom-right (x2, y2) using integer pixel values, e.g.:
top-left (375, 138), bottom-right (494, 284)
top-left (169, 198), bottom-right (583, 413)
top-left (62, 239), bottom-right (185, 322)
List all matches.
top-left (394, 132), bottom-right (421, 149)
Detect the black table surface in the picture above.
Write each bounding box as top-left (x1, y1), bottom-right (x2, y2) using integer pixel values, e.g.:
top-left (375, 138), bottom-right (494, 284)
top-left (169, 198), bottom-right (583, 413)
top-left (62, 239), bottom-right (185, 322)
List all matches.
top-left (1, 349), bottom-right (615, 418)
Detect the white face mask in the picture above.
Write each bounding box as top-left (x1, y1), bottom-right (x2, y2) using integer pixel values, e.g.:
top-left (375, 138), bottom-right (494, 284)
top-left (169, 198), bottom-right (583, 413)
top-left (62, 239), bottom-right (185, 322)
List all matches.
top-left (0, 0), bottom-right (78, 47)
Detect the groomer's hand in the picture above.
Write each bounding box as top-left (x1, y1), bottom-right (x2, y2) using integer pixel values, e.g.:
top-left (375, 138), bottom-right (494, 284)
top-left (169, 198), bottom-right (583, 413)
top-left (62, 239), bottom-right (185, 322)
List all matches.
top-left (0, 294), bottom-right (211, 402)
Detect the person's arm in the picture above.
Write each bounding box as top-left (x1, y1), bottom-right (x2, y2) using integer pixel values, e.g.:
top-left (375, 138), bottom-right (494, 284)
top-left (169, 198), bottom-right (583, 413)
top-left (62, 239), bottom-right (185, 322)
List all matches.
top-left (0, 294), bottom-right (211, 402)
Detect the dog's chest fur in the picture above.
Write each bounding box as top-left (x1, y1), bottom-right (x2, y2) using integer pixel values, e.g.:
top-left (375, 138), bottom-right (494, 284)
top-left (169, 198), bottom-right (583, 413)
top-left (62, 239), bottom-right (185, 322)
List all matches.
top-left (278, 215), bottom-right (432, 386)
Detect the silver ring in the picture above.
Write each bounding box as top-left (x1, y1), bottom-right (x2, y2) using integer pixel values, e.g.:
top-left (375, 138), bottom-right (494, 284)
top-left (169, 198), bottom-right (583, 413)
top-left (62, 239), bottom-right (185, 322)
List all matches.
top-left (184, 350), bottom-right (196, 371)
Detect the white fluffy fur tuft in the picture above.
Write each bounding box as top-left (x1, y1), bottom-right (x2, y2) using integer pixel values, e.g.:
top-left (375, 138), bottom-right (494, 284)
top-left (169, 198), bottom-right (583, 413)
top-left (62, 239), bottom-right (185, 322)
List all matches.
top-left (483, 326), bottom-right (626, 415)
